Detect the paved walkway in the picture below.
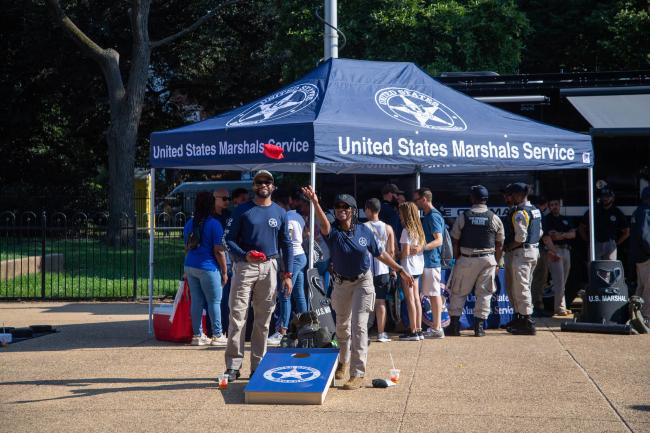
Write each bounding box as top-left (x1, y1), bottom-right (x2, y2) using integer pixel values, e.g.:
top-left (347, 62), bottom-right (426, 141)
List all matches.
top-left (0, 302), bottom-right (649, 433)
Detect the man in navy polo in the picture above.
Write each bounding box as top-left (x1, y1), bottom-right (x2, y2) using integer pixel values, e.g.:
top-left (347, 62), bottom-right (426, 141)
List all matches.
top-left (222, 170), bottom-right (293, 382)
top-left (301, 187), bottom-right (414, 390)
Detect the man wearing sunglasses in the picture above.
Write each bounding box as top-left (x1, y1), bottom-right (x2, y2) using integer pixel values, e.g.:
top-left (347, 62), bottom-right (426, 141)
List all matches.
top-left (223, 170), bottom-right (293, 383)
top-left (301, 186), bottom-right (415, 390)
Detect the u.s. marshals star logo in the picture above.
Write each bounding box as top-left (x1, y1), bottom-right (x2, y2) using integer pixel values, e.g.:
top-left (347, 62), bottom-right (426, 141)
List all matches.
top-left (227, 84), bottom-right (318, 127)
top-left (358, 237), bottom-right (368, 247)
top-left (375, 87), bottom-right (467, 131)
top-left (268, 218), bottom-right (278, 228)
top-left (263, 365), bottom-right (321, 383)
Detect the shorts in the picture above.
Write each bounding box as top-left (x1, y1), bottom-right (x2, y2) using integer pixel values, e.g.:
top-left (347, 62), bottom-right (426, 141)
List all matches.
top-left (373, 274), bottom-right (391, 300)
top-left (420, 267), bottom-right (441, 297)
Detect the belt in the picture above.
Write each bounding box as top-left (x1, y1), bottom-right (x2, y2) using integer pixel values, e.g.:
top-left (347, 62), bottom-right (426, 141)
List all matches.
top-left (461, 252), bottom-right (494, 258)
top-left (332, 271), bottom-right (365, 283)
top-left (236, 254), bottom-right (279, 263)
top-left (511, 243), bottom-right (538, 251)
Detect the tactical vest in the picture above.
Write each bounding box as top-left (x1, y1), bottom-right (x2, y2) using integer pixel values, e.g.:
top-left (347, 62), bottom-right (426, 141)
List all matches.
top-left (460, 210), bottom-right (496, 249)
top-left (504, 204), bottom-right (542, 245)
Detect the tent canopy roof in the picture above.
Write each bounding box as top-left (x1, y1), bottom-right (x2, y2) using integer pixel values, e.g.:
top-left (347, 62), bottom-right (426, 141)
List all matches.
top-left (151, 58), bottom-right (592, 174)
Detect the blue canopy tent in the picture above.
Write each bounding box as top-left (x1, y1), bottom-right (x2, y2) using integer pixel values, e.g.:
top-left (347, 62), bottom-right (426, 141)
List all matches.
top-left (147, 58), bottom-right (596, 332)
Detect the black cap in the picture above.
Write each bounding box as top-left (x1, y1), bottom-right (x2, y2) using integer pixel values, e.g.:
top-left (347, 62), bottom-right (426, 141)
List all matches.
top-left (505, 182), bottom-right (529, 194)
top-left (381, 183), bottom-right (404, 195)
top-left (334, 194), bottom-right (357, 208)
top-left (470, 185), bottom-right (489, 200)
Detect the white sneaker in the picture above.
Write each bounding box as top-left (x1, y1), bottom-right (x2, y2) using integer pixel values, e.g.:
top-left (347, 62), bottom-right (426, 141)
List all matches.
top-left (424, 328), bottom-right (445, 339)
top-left (267, 331), bottom-right (283, 346)
top-left (376, 332), bottom-right (391, 343)
top-left (210, 334), bottom-right (228, 346)
top-left (191, 334), bottom-right (210, 346)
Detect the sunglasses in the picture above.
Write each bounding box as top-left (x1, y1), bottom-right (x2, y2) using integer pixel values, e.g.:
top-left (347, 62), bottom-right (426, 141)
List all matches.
top-left (215, 196), bottom-right (231, 201)
top-left (334, 204), bottom-right (351, 210)
top-left (254, 180), bottom-right (273, 186)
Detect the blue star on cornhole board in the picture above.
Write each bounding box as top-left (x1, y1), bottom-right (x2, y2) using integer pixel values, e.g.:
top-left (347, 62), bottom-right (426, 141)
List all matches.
top-left (245, 348), bottom-right (339, 405)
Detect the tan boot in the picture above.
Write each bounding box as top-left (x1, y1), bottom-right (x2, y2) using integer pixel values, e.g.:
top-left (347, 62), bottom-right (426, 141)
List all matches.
top-left (342, 376), bottom-right (365, 390)
top-left (335, 362), bottom-right (349, 380)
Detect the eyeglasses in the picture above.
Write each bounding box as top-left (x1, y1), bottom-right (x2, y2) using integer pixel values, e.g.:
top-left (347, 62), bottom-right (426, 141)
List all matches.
top-left (254, 180), bottom-right (273, 186)
top-left (335, 204), bottom-right (351, 210)
top-left (215, 196), bottom-right (231, 201)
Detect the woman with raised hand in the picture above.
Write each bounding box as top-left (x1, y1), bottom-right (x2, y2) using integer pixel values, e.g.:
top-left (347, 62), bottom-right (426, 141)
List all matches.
top-left (300, 186), bottom-right (414, 390)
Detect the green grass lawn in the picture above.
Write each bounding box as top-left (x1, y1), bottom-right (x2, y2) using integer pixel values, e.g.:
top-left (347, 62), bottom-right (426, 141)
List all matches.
top-left (1, 237), bottom-right (184, 298)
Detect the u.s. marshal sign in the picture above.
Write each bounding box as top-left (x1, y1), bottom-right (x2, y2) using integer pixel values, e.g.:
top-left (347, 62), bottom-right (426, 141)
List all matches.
top-left (375, 87), bottom-right (467, 131)
top-left (227, 83), bottom-right (319, 127)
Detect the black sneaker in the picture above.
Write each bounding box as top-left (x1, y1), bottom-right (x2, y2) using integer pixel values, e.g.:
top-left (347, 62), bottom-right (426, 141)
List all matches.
top-left (399, 331), bottom-right (420, 341)
top-left (224, 368), bottom-right (241, 382)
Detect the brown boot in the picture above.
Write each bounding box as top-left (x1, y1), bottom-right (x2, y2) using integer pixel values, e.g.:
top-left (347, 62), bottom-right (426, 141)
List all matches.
top-left (335, 362), bottom-right (349, 380)
top-left (342, 376), bottom-right (365, 390)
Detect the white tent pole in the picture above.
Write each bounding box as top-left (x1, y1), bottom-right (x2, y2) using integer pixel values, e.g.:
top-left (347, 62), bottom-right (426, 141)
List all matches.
top-left (309, 163), bottom-right (317, 269)
top-left (588, 167), bottom-right (596, 262)
top-left (416, 168), bottom-right (421, 189)
top-left (148, 168), bottom-right (156, 335)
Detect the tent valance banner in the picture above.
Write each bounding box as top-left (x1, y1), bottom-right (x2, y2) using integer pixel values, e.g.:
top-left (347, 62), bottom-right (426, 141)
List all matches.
top-left (150, 58), bottom-right (593, 174)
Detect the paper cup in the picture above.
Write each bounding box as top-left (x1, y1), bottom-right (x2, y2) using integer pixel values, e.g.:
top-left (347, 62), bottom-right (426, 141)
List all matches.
top-left (389, 368), bottom-right (400, 384)
top-left (218, 375), bottom-right (228, 390)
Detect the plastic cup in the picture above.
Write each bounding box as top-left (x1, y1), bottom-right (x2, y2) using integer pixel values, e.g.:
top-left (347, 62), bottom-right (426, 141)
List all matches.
top-left (218, 375), bottom-right (228, 390)
top-left (389, 368), bottom-right (400, 384)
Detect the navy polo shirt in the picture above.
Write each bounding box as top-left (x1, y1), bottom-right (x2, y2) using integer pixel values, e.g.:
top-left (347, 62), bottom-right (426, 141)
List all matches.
top-left (543, 214), bottom-right (573, 246)
top-left (225, 201), bottom-right (293, 273)
top-left (630, 204), bottom-right (650, 263)
top-left (325, 223), bottom-right (381, 279)
top-left (380, 200), bottom-right (402, 242)
top-left (582, 205), bottom-right (629, 242)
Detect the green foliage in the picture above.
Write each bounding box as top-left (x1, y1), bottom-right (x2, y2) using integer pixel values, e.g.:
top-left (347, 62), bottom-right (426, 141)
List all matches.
top-left (520, 0), bottom-right (650, 72)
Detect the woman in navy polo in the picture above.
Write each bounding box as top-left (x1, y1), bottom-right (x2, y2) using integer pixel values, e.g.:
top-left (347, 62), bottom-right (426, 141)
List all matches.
top-left (301, 187), bottom-right (414, 390)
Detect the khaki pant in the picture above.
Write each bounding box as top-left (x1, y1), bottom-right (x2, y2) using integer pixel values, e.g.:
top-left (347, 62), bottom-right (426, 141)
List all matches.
top-left (505, 247), bottom-right (539, 316)
top-left (448, 255), bottom-right (497, 320)
top-left (531, 250), bottom-right (548, 310)
top-left (637, 258), bottom-right (650, 317)
top-left (331, 271), bottom-right (375, 378)
top-left (548, 247), bottom-right (571, 312)
top-left (225, 259), bottom-right (278, 371)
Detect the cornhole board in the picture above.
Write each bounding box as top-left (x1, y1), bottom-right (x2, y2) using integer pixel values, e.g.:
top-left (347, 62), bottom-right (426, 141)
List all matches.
top-left (245, 348), bottom-right (339, 405)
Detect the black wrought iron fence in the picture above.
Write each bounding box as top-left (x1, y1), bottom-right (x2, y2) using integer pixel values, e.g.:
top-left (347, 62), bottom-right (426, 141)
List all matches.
top-left (0, 210), bottom-right (188, 299)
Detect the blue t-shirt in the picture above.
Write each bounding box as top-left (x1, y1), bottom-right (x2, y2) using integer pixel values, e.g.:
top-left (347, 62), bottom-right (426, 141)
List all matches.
top-left (325, 223), bottom-right (381, 279)
top-left (421, 209), bottom-right (444, 268)
top-left (225, 201), bottom-right (293, 273)
top-left (183, 216), bottom-right (224, 271)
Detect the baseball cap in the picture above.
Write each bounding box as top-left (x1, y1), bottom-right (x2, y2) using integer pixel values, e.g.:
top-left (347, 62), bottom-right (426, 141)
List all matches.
top-left (470, 185), bottom-right (489, 200)
top-left (504, 182), bottom-right (529, 194)
top-left (381, 183), bottom-right (404, 195)
top-left (253, 170), bottom-right (274, 183)
top-left (334, 194), bottom-right (357, 208)
top-left (642, 186), bottom-right (650, 200)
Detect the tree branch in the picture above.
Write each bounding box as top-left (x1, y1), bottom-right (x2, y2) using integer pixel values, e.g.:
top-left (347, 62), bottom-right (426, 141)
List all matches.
top-left (46, 0), bottom-right (107, 63)
top-left (150, 0), bottom-right (242, 49)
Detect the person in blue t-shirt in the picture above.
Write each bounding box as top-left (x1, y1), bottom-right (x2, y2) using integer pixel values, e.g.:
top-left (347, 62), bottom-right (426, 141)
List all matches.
top-left (301, 186), bottom-right (414, 390)
top-left (183, 191), bottom-right (228, 346)
top-left (413, 187), bottom-right (445, 338)
top-left (222, 170), bottom-right (293, 383)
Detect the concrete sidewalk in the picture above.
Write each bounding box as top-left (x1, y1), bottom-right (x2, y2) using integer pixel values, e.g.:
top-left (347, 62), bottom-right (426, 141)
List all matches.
top-left (0, 302), bottom-right (648, 433)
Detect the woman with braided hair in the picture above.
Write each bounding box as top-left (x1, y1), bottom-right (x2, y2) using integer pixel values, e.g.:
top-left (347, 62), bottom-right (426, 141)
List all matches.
top-left (301, 186), bottom-right (414, 390)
